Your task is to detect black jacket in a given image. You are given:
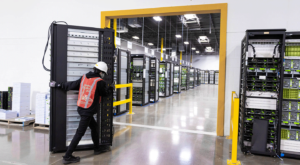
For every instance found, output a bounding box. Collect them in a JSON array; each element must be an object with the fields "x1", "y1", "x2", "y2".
[{"x1": 59, "y1": 71, "x2": 112, "y2": 116}]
